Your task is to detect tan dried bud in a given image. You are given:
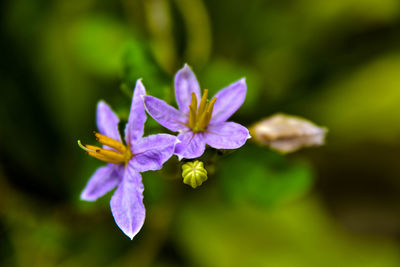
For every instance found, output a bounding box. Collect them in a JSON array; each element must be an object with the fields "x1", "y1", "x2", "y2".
[{"x1": 250, "y1": 113, "x2": 327, "y2": 153}]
